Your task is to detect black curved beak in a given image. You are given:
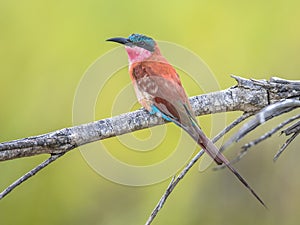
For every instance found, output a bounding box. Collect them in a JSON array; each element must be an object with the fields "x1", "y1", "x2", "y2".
[{"x1": 106, "y1": 37, "x2": 130, "y2": 45}]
